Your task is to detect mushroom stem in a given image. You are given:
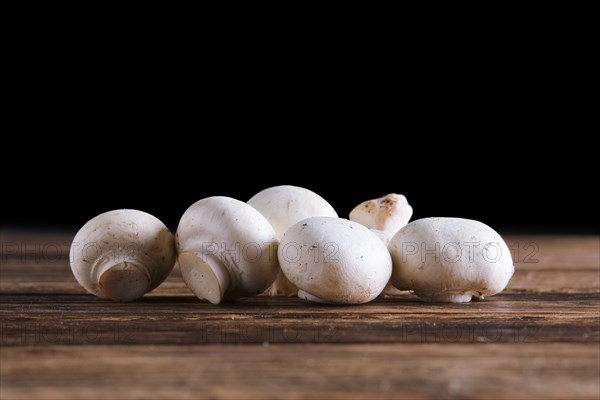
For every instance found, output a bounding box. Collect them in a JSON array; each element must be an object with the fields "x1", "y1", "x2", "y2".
[
  {"x1": 98, "y1": 262, "x2": 151, "y2": 302},
  {"x1": 90, "y1": 253, "x2": 154, "y2": 301},
  {"x1": 263, "y1": 271, "x2": 298, "y2": 297},
  {"x1": 178, "y1": 252, "x2": 231, "y2": 304}
]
